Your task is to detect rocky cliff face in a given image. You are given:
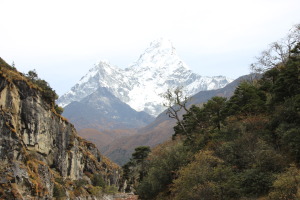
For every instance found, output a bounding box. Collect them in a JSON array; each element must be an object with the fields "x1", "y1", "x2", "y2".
[{"x1": 0, "y1": 59, "x2": 120, "y2": 199}]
